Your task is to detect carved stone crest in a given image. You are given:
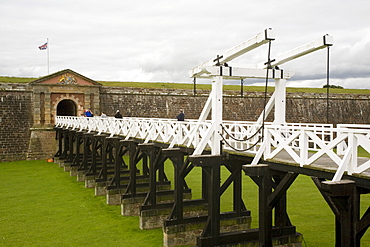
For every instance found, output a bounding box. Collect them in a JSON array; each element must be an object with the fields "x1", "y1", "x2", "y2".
[{"x1": 58, "y1": 73, "x2": 77, "y2": 84}]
